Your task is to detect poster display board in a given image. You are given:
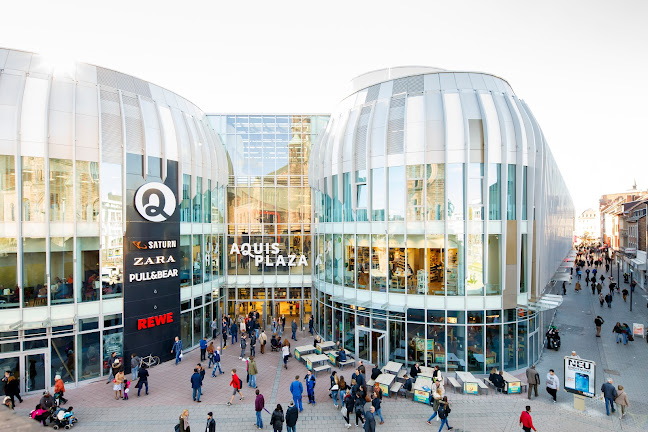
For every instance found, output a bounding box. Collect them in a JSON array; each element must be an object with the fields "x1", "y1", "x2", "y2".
[
  {"x1": 564, "y1": 356, "x2": 596, "y2": 397},
  {"x1": 464, "y1": 382, "x2": 478, "y2": 395}
]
